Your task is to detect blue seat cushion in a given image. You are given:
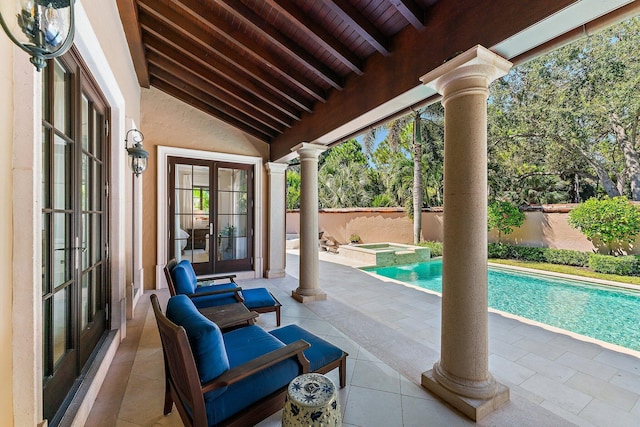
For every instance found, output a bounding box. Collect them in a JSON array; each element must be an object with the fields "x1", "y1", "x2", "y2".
[
  {"x1": 190, "y1": 283, "x2": 240, "y2": 309},
  {"x1": 170, "y1": 261, "x2": 197, "y2": 295},
  {"x1": 204, "y1": 325, "x2": 300, "y2": 425},
  {"x1": 269, "y1": 324, "x2": 344, "y2": 372},
  {"x1": 165, "y1": 295, "x2": 230, "y2": 387},
  {"x1": 241, "y1": 288, "x2": 277, "y2": 309}
]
